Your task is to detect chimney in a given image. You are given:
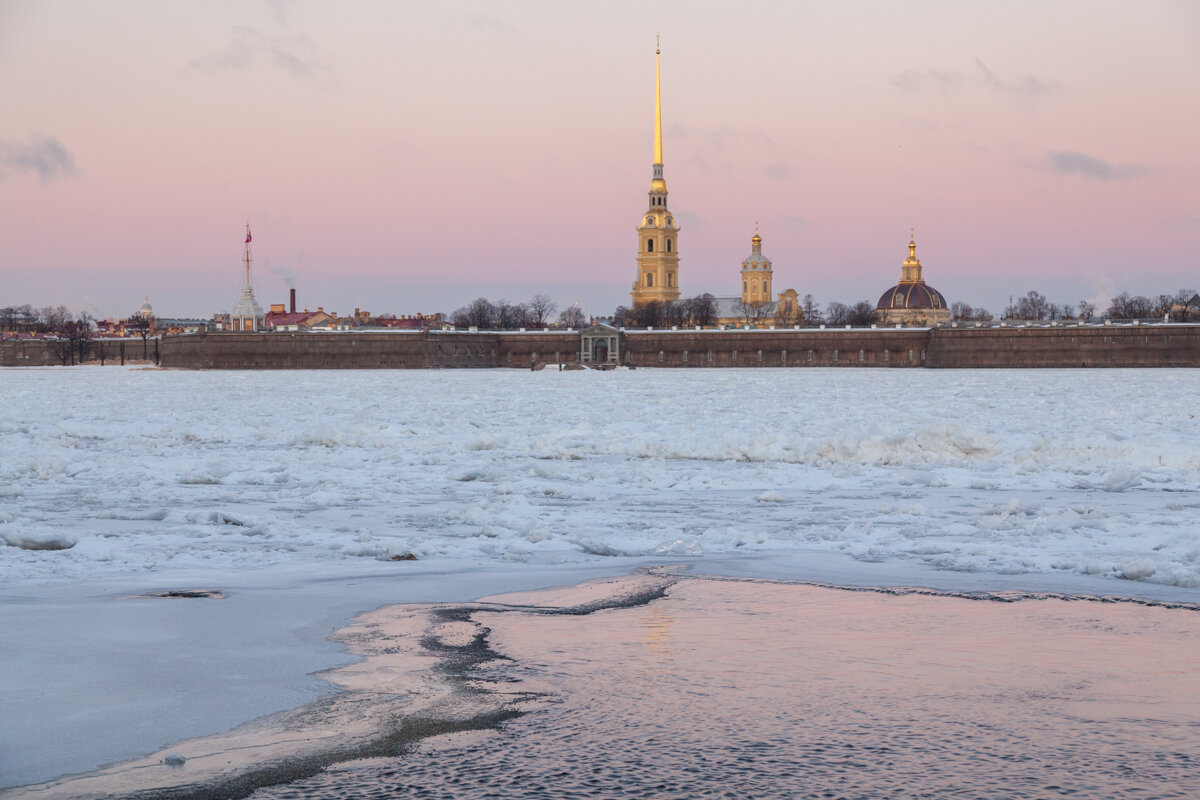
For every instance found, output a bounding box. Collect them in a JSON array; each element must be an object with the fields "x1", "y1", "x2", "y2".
[{"x1": 290, "y1": 288, "x2": 296, "y2": 314}]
